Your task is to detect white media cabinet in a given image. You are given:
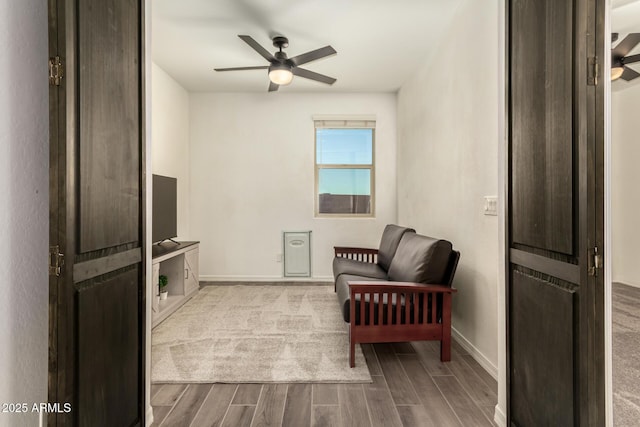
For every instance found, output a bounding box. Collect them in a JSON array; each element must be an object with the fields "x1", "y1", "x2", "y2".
[{"x1": 152, "y1": 241, "x2": 199, "y2": 328}]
